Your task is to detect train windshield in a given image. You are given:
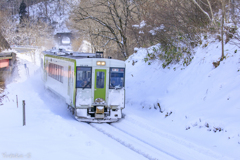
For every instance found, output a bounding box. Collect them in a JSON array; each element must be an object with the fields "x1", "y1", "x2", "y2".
[
  {"x1": 109, "y1": 68, "x2": 125, "y2": 89},
  {"x1": 76, "y1": 67, "x2": 92, "y2": 88}
]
